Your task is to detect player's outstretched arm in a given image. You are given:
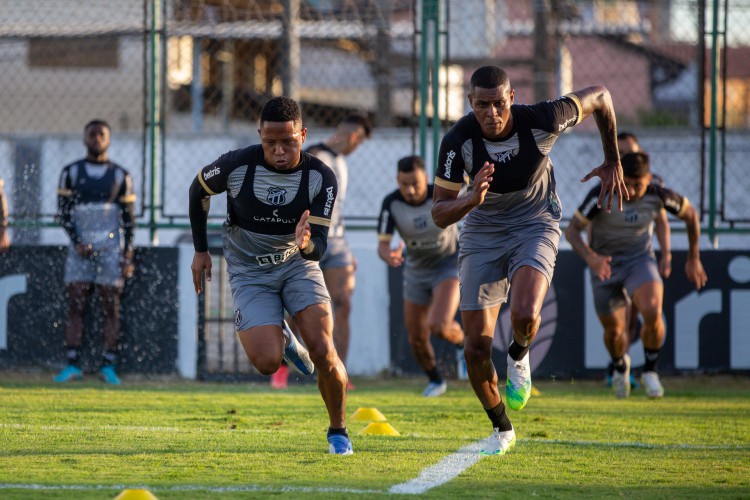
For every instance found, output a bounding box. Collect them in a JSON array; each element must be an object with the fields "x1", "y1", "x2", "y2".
[
  {"x1": 679, "y1": 203, "x2": 707, "y2": 289},
  {"x1": 432, "y1": 162, "x2": 493, "y2": 228},
  {"x1": 188, "y1": 175, "x2": 213, "y2": 294},
  {"x1": 574, "y1": 86, "x2": 628, "y2": 212}
]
